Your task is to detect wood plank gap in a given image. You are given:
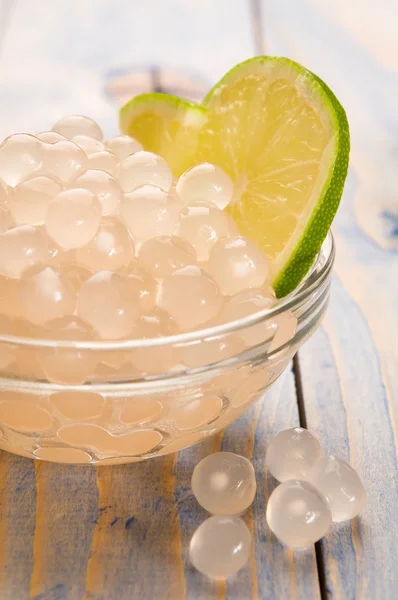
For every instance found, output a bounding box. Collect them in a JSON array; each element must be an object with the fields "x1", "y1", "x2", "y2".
[
  {"x1": 248, "y1": 0, "x2": 266, "y2": 55},
  {"x1": 292, "y1": 354, "x2": 307, "y2": 429},
  {"x1": 293, "y1": 353, "x2": 328, "y2": 600}
]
